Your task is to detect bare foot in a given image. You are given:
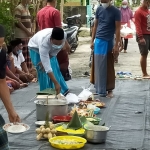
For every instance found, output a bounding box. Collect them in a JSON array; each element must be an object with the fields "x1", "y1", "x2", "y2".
[
  {"x1": 20, "y1": 83, "x2": 28, "y2": 88},
  {"x1": 106, "y1": 91, "x2": 113, "y2": 98},
  {"x1": 142, "y1": 75, "x2": 150, "y2": 79},
  {"x1": 32, "y1": 78, "x2": 38, "y2": 83}
]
